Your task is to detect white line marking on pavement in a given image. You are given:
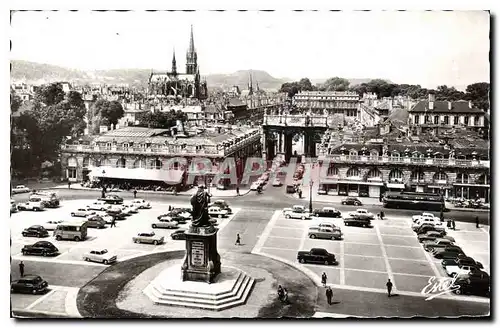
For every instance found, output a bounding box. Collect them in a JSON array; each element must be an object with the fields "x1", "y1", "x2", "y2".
[
  {"x1": 480, "y1": 227, "x2": 488, "y2": 234},
  {"x1": 272, "y1": 226, "x2": 303, "y2": 230},
  {"x1": 379, "y1": 233, "x2": 419, "y2": 238},
  {"x1": 65, "y1": 287, "x2": 81, "y2": 317},
  {"x1": 422, "y1": 245, "x2": 444, "y2": 278},
  {"x1": 267, "y1": 235, "x2": 303, "y2": 240},
  {"x1": 251, "y1": 210, "x2": 282, "y2": 254},
  {"x1": 344, "y1": 241, "x2": 421, "y2": 249},
  {"x1": 11, "y1": 256, "x2": 105, "y2": 267},
  {"x1": 260, "y1": 246, "x2": 297, "y2": 252},
  {"x1": 374, "y1": 225, "x2": 396, "y2": 289},
  {"x1": 306, "y1": 265, "x2": 432, "y2": 278},
  {"x1": 324, "y1": 283, "x2": 490, "y2": 304},
  {"x1": 339, "y1": 240, "x2": 345, "y2": 285},
  {"x1": 297, "y1": 222, "x2": 309, "y2": 252},
  {"x1": 313, "y1": 312, "x2": 366, "y2": 318},
  {"x1": 25, "y1": 289, "x2": 57, "y2": 310},
  {"x1": 11, "y1": 309, "x2": 70, "y2": 317}
]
